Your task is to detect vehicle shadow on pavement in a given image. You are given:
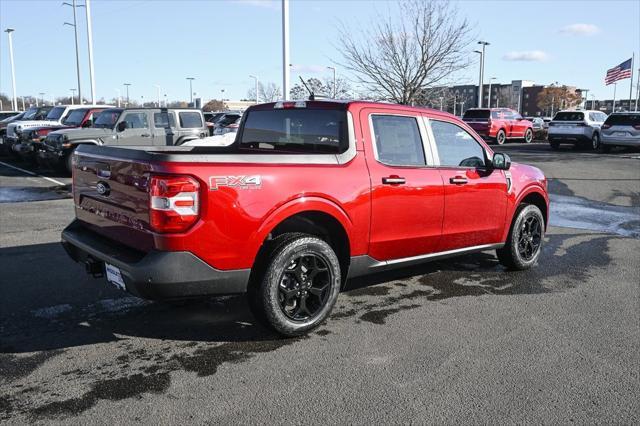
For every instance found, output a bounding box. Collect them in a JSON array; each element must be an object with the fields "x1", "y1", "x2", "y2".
[{"x1": 0, "y1": 230, "x2": 616, "y2": 354}]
